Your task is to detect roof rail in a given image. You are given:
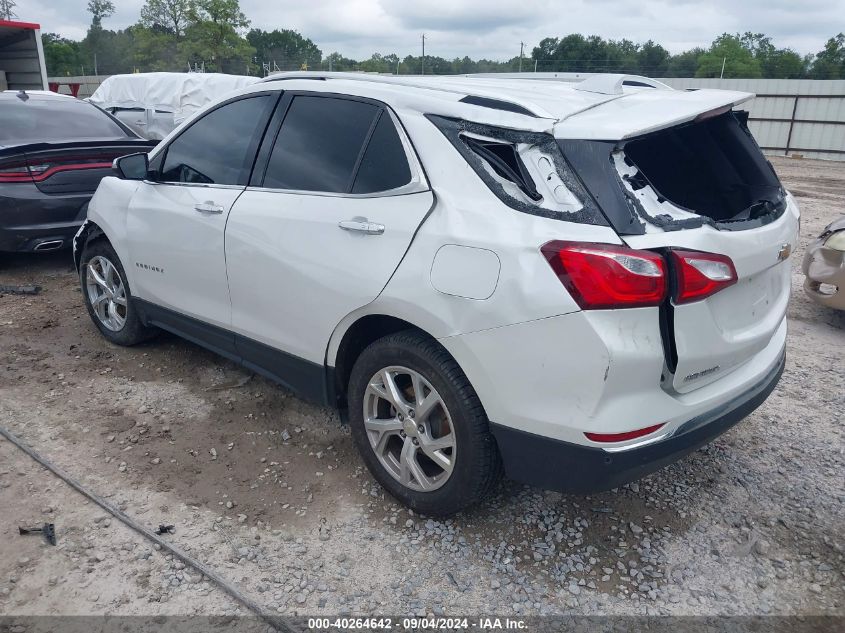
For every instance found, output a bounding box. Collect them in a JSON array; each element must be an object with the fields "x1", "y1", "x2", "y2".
[
  {"x1": 461, "y1": 72, "x2": 672, "y2": 94},
  {"x1": 260, "y1": 71, "x2": 392, "y2": 83},
  {"x1": 574, "y1": 74, "x2": 671, "y2": 95}
]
